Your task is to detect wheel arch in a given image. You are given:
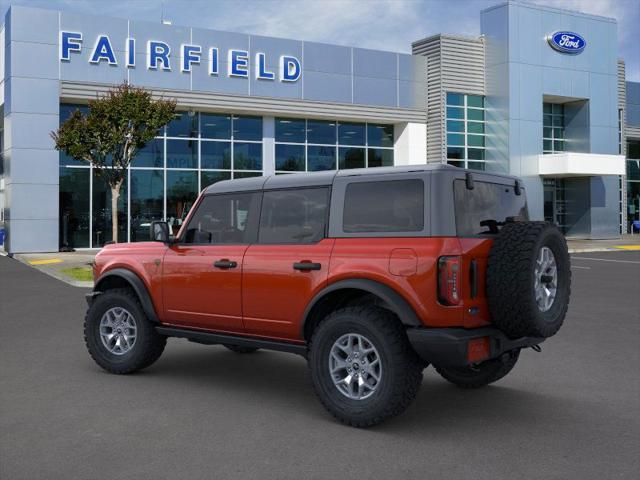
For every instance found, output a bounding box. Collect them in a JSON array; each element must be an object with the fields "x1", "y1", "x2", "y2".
[
  {"x1": 94, "y1": 268, "x2": 159, "y2": 323},
  {"x1": 301, "y1": 279, "x2": 421, "y2": 341}
]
